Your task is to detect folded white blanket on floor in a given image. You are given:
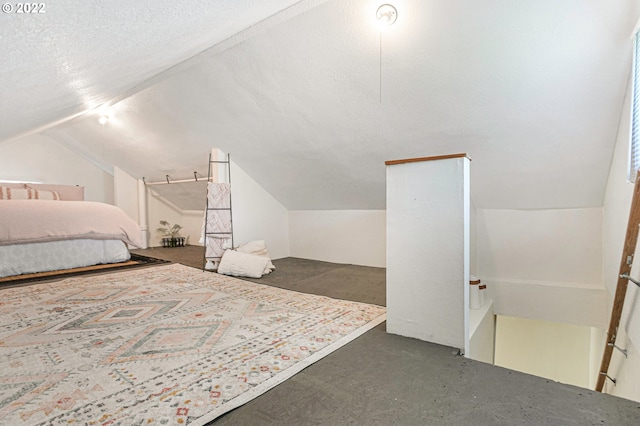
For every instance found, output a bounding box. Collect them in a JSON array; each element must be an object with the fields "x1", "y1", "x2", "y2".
[
  {"x1": 217, "y1": 249, "x2": 269, "y2": 279},
  {"x1": 236, "y1": 240, "x2": 275, "y2": 275}
]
